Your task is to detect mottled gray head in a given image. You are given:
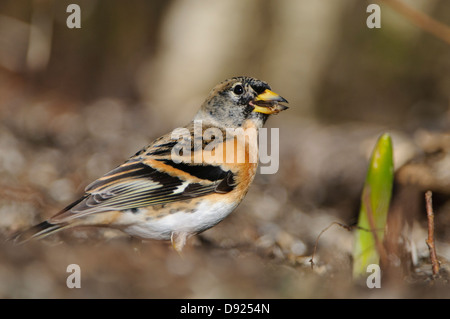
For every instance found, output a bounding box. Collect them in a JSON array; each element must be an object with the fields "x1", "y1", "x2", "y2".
[{"x1": 195, "y1": 76, "x2": 288, "y2": 129}]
